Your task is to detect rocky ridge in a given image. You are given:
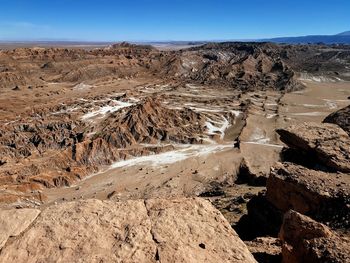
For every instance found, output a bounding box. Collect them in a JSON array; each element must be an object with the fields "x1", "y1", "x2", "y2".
[
  {"x1": 233, "y1": 115, "x2": 350, "y2": 262},
  {"x1": 0, "y1": 42, "x2": 306, "y2": 91}
]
